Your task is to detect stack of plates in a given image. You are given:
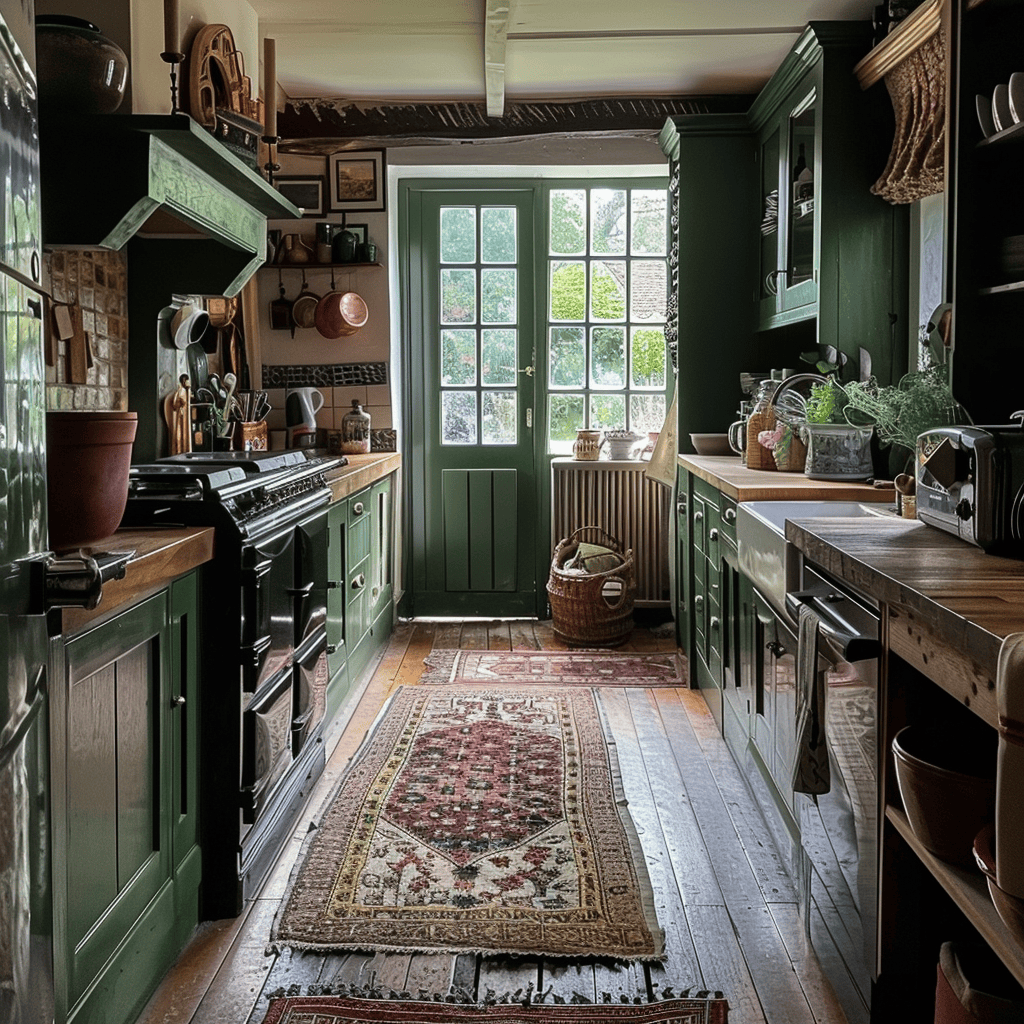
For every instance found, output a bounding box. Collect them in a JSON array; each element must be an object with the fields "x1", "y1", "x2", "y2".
[
  {"x1": 760, "y1": 189, "x2": 778, "y2": 235},
  {"x1": 977, "y1": 72, "x2": 1024, "y2": 138}
]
